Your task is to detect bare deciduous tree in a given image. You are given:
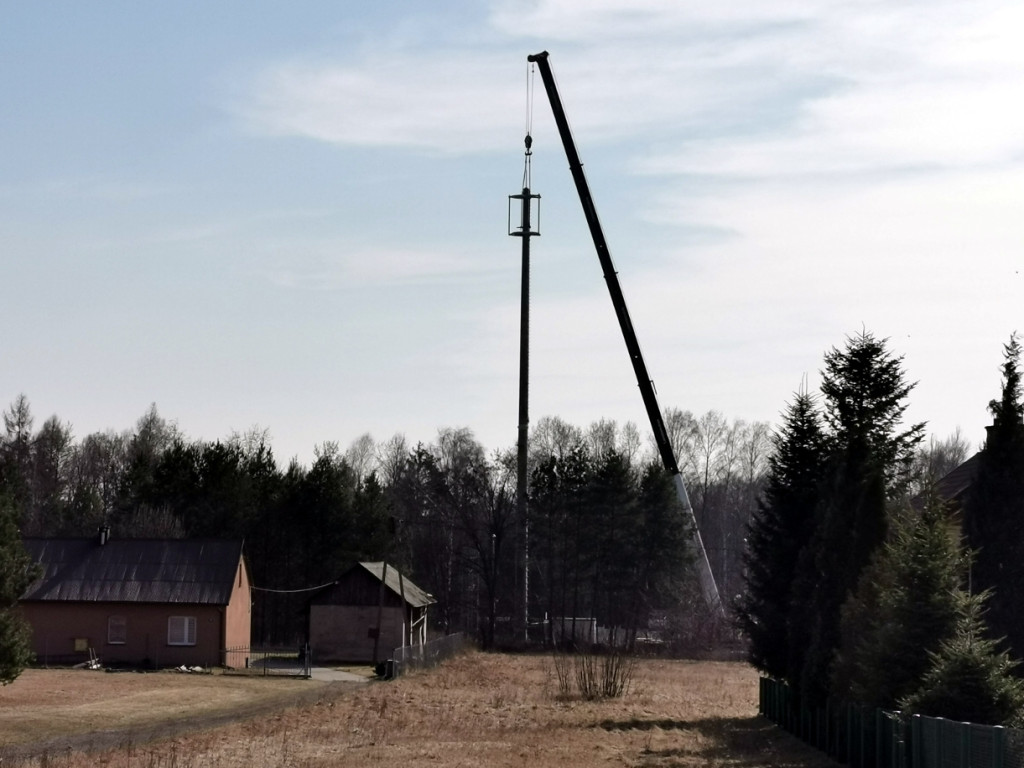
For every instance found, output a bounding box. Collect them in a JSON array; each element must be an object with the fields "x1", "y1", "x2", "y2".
[
  {"x1": 909, "y1": 428, "x2": 972, "y2": 497},
  {"x1": 344, "y1": 433, "x2": 377, "y2": 484},
  {"x1": 375, "y1": 432, "x2": 409, "y2": 487},
  {"x1": 585, "y1": 418, "x2": 618, "y2": 463},
  {"x1": 530, "y1": 416, "x2": 584, "y2": 462}
]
